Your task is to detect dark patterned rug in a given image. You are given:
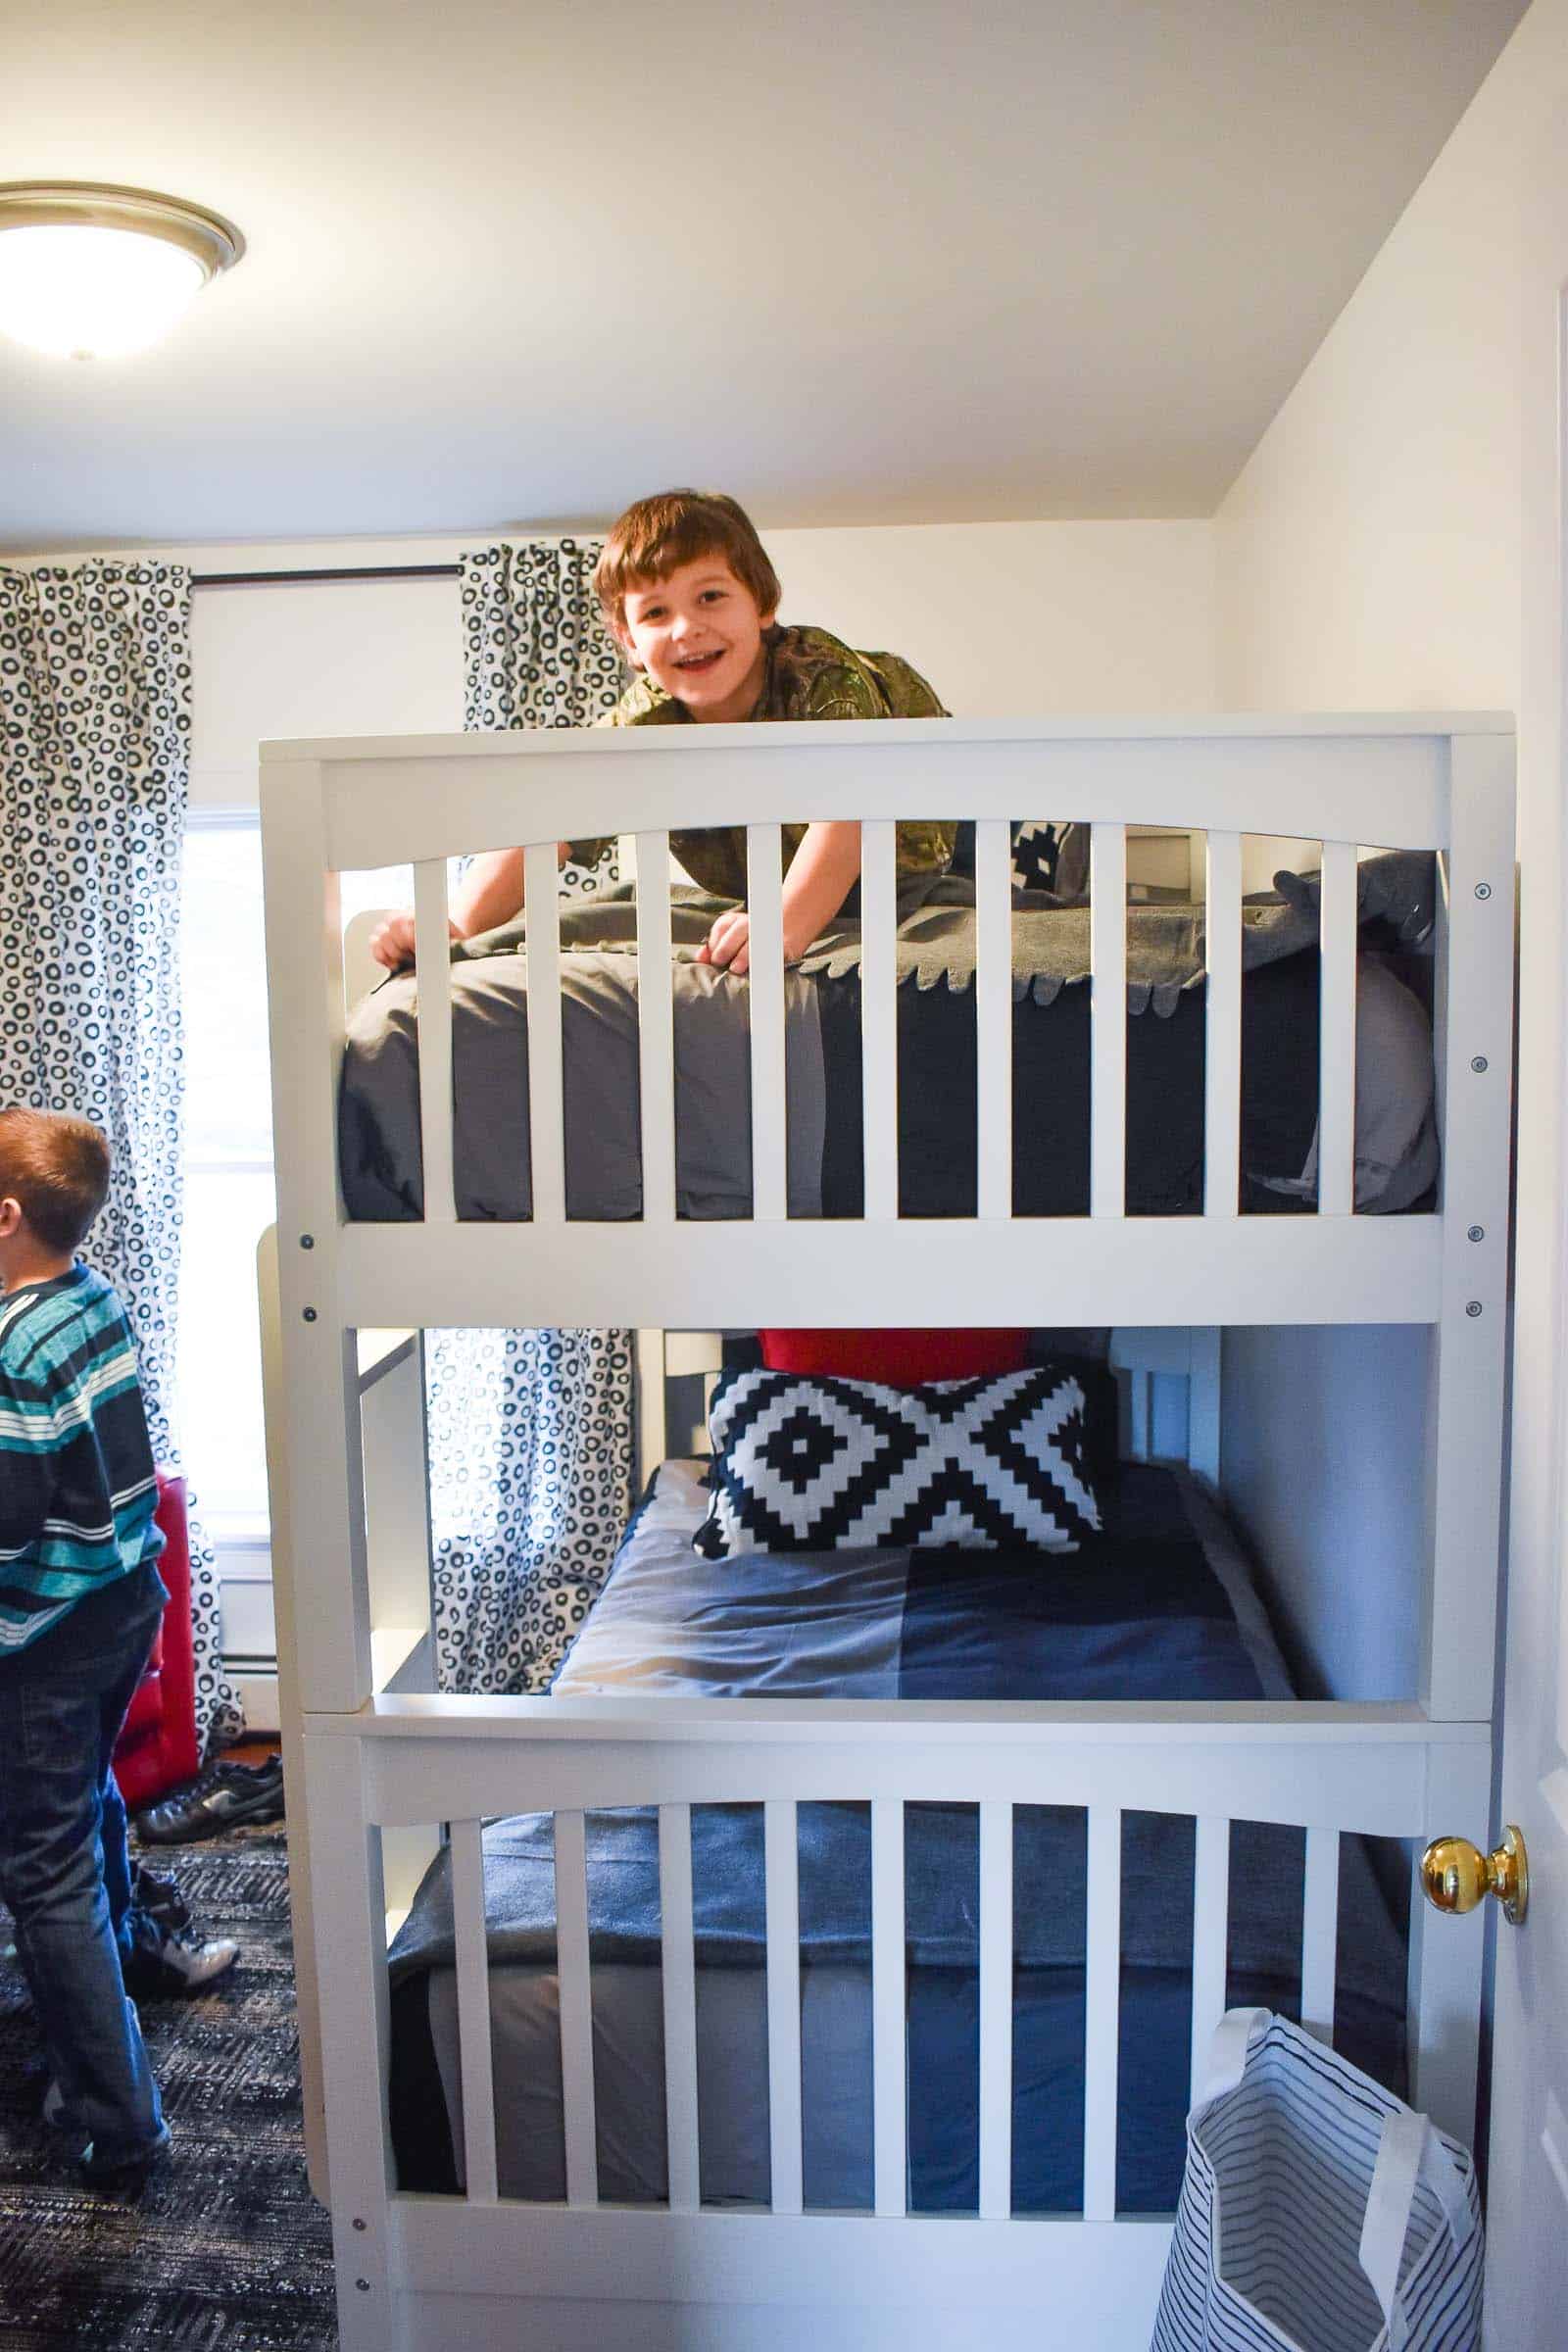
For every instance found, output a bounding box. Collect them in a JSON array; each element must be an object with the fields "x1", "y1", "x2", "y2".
[{"x1": 0, "y1": 1828, "x2": 337, "y2": 2348}]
